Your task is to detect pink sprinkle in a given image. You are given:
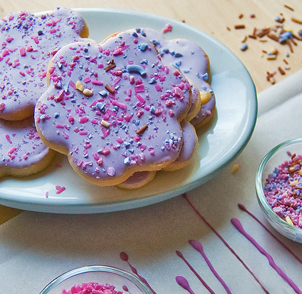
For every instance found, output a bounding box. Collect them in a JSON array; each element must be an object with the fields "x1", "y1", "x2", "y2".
[
  {"x1": 134, "y1": 84, "x2": 145, "y2": 93},
  {"x1": 97, "y1": 158, "x2": 103, "y2": 166},
  {"x1": 111, "y1": 100, "x2": 127, "y2": 110},
  {"x1": 101, "y1": 147, "x2": 110, "y2": 156},
  {"x1": 8, "y1": 147, "x2": 16, "y2": 154},
  {"x1": 92, "y1": 152, "x2": 99, "y2": 161},
  {"x1": 19, "y1": 71, "x2": 25, "y2": 76},
  {"x1": 54, "y1": 90, "x2": 64, "y2": 103},
  {"x1": 31, "y1": 36, "x2": 39, "y2": 44},
  {"x1": 5, "y1": 134, "x2": 12, "y2": 144},
  {"x1": 80, "y1": 116, "x2": 89, "y2": 123},
  {"x1": 116, "y1": 137, "x2": 123, "y2": 144},
  {"x1": 20, "y1": 47, "x2": 26, "y2": 57},
  {"x1": 49, "y1": 28, "x2": 57, "y2": 34},
  {"x1": 155, "y1": 84, "x2": 163, "y2": 92},
  {"x1": 79, "y1": 131, "x2": 88, "y2": 135},
  {"x1": 91, "y1": 80, "x2": 103, "y2": 86},
  {"x1": 136, "y1": 94, "x2": 146, "y2": 104},
  {"x1": 124, "y1": 114, "x2": 133, "y2": 122},
  {"x1": 69, "y1": 80, "x2": 76, "y2": 89},
  {"x1": 0, "y1": 103, "x2": 5, "y2": 112},
  {"x1": 113, "y1": 47, "x2": 123, "y2": 56},
  {"x1": 63, "y1": 132, "x2": 69, "y2": 139},
  {"x1": 162, "y1": 23, "x2": 173, "y2": 33},
  {"x1": 68, "y1": 114, "x2": 75, "y2": 124},
  {"x1": 45, "y1": 191, "x2": 49, "y2": 198},
  {"x1": 6, "y1": 36, "x2": 13, "y2": 42},
  {"x1": 83, "y1": 77, "x2": 91, "y2": 83},
  {"x1": 2, "y1": 49, "x2": 9, "y2": 57},
  {"x1": 56, "y1": 124, "x2": 64, "y2": 129},
  {"x1": 55, "y1": 186, "x2": 66, "y2": 194}
]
